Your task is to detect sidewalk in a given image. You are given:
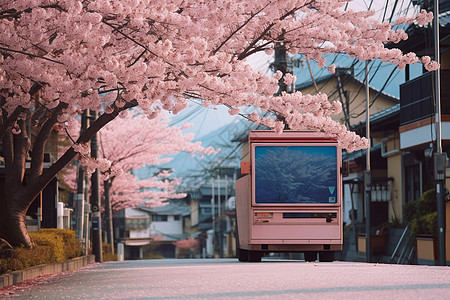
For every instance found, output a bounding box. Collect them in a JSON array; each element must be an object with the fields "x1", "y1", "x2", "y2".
[{"x1": 0, "y1": 255, "x2": 95, "y2": 289}]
